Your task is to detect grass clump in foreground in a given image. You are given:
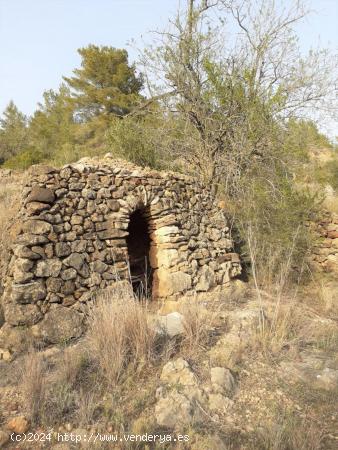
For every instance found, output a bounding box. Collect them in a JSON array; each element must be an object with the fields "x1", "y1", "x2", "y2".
[
  {"x1": 86, "y1": 287, "x2": 159, "y2": 386},
  {"x1": 19, "y1": 285, "x2": 166, "y2": 430}
]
